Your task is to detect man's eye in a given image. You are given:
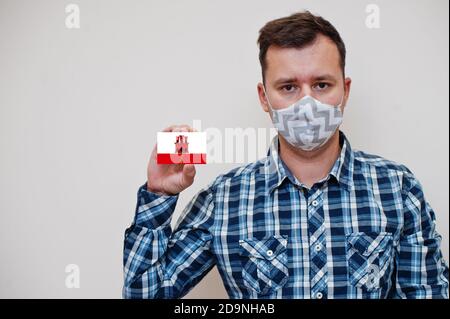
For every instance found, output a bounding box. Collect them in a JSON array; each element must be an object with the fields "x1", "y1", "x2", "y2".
[
  {"x1": 281, "y1": 85, "x2": 296, "y2": 92},
  {"x1": 314, "y1": 82, "x2": 329, "y2": 90}
]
